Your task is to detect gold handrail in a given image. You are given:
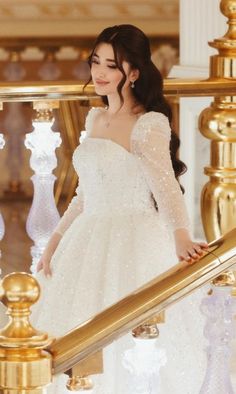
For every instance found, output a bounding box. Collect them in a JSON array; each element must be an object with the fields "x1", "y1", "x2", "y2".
[
  {"x1": 1, "y1": 228, "x2": 236, "y2": 392},
  {"x1": 48, "y1": 227, "x2": 236, "y2": 374},
  {"x1": 0, "y1": 78, "x2": 235, "y2": 102}
]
